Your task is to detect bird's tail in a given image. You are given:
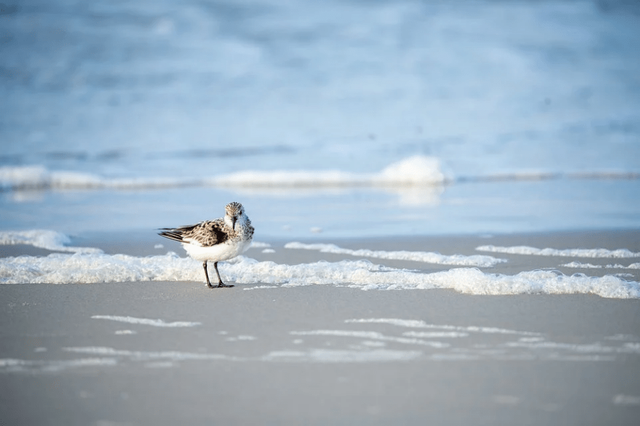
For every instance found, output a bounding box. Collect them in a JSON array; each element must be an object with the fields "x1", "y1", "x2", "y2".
[{"x1": 158, "y1": 228, "x2": 185, "y2": 243}]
